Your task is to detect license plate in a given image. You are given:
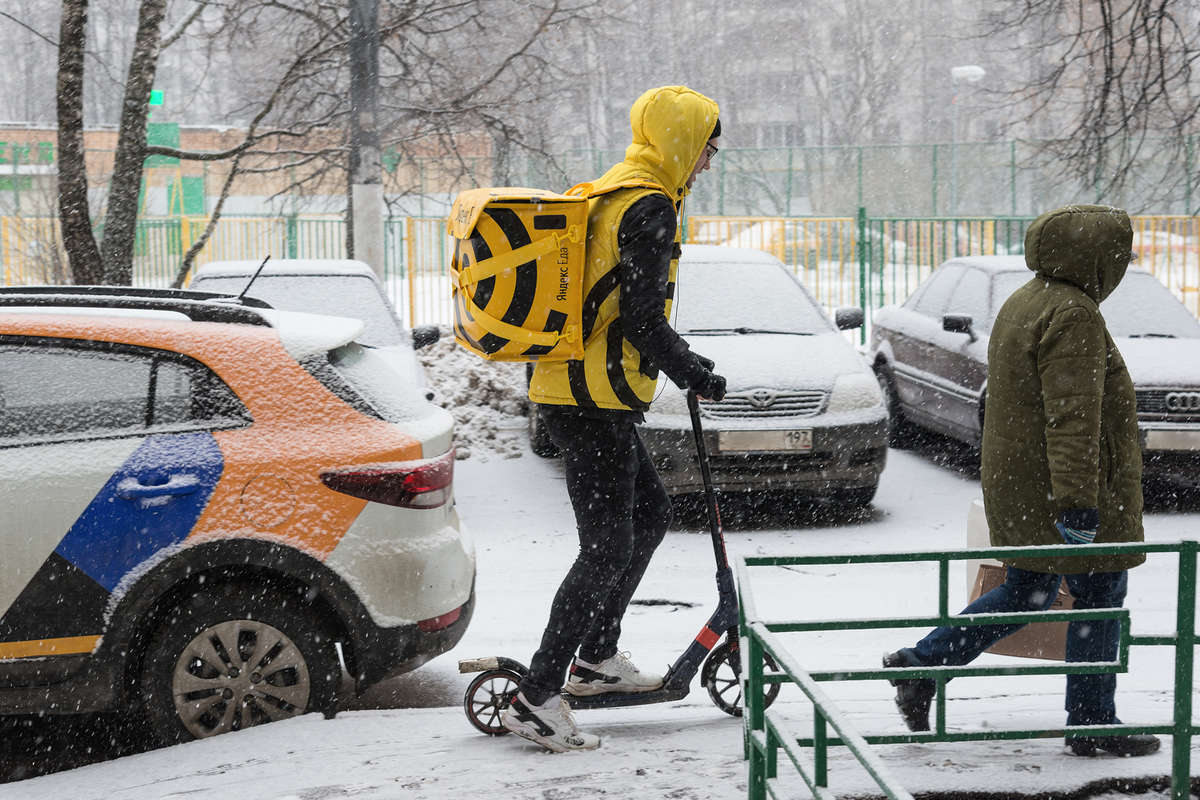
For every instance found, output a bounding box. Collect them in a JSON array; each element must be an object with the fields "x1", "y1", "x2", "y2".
[
  {"x1": 717, "y1": 429, "x2": 813, "y2": 452},
  {"x1": 1145, "y1": 429, "x2": 1200, "y2": 451}
]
